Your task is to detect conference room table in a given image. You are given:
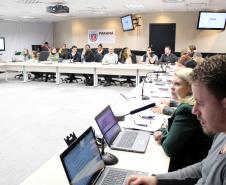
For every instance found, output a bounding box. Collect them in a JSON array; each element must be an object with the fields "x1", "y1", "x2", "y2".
[
  {"x1": 2, "y1": 61, "x2": 160, "y2": 86},
  {"x1": 19, "y1": 80, "x2": 172, "y2": 185},
  {"x1": 0, "y1": 63, "x2": 6, "y2": 72},
  {"x1": 19, "y1": 120, "x2": 170, "y2": 185}
]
